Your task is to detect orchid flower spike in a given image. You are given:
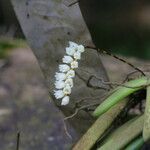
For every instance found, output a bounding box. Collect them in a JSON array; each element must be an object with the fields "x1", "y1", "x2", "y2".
[{"x1": 54, "y1": 41, "x2": 85, "y2": 105}]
